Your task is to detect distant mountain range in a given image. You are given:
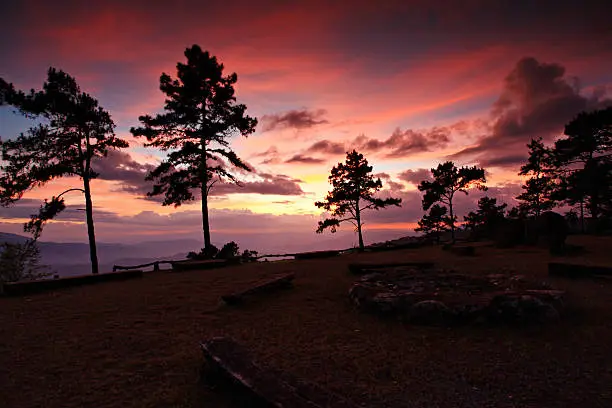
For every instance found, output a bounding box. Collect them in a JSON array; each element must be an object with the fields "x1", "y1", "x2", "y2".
[
  {"x1": 0, "y1": 228, "x2": 416, "y2": 277},
  {"x1": 0, "y1": 232, "x2": 198, "y2": 276}
]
